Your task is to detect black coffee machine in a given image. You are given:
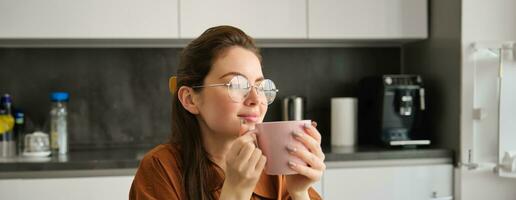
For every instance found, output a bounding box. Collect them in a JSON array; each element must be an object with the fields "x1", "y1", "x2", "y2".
[{"x1": 358, "y1": 75, "x2": 430, "y2": 147}]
